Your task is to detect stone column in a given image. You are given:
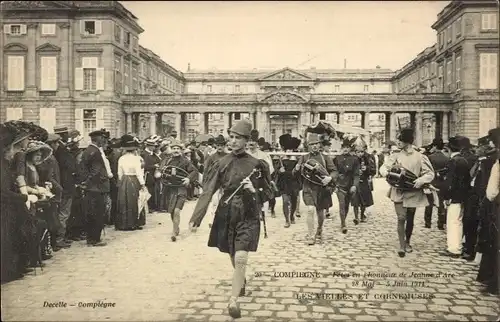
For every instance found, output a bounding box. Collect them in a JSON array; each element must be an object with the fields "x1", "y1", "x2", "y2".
[
  {"x1": 384, "y1": 112, "x2": 391, "y2": 143},
  {"x1": 256, "y1": 109, "x2": 263, "y2": 135},
  {"x1": 126, "y1": 112, "x2": 132, "y2": 134},
  {"x1": 338, "y1": 112, "x2": 345, "y2": 125},
  {"x1": 223, "y1": 112, "x2": 230, "y2": 133},
  {"x1": 415, "y1": 112, "x2": 423, "y2": 147},
  {"x1": 363, "y1": 112, "x2": 371, "y2": 146},
  {"x1": 310, "y1": 112, "x2": 316, "y2": 124},
  {"x1": 149, "y1": 112, "x2": 157, "y2": 136},
  {"x1": 175, "y1": 112, "x2": 182, "y2": 138},
  {"x1": 199, "y1": 112, "x2": 206, "y2": 134},
  {"x1": 303, "y1": 111, "x2": 311, "y2": 133},
  {"x1": 442, "y1": 111, "x2": 449, "y2": 141},
  {"x1": 390, "y1": 112, "x2": 398, "y2": 141}
]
